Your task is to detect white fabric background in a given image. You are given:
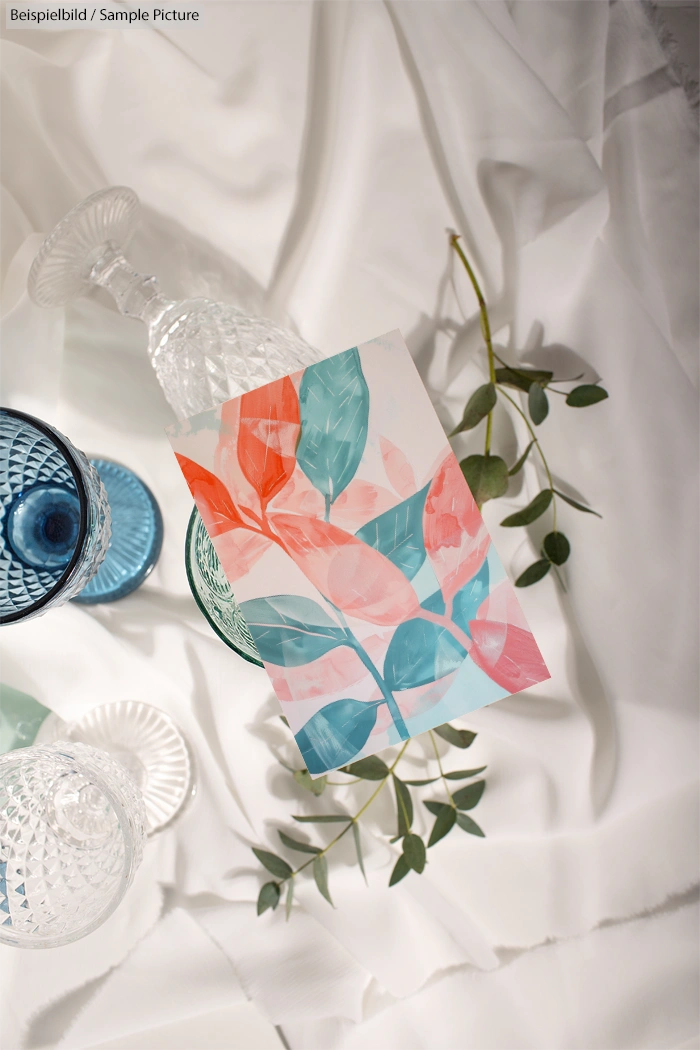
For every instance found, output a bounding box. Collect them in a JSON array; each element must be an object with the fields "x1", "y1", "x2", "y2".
[{"x1": 0, "y1": 2, "x2": 698, "y2": 1048}]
